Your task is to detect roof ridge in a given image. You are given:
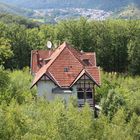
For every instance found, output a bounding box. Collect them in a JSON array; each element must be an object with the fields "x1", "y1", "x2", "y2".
[{"x1": 67, "y1": 46, "x2": 85, "y2": 67}]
